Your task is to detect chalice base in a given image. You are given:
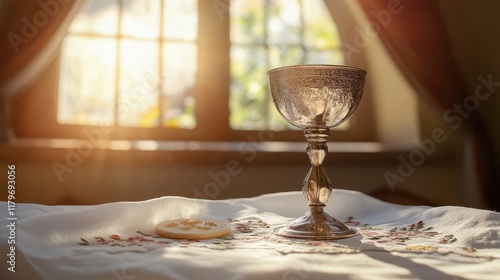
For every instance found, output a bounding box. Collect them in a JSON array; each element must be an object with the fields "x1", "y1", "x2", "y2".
[{"x1": 275, "y1": 206, "x2": 358, "y2": 240}]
